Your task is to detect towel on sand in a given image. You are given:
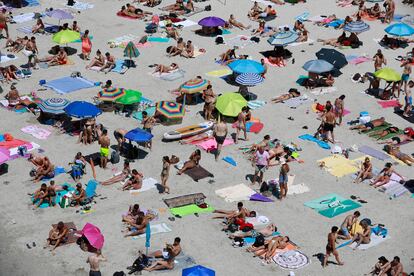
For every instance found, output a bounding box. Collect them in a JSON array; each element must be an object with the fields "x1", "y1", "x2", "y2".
[
  {"x1": 349, "y1": 233, "x2": 389, "y2": 250},
  {"x1": 195, "y1": 138, "x2": 234, "y2": 151},
  {"x1": 132, "y1": 223, "x2": 172, "y2": 239},
  {"x1": 246, "y1": 215, "x2": 270, "y2": 228},
  {"x1": 184, "y1": 166, "x2": 214, "y2": 181},
  {"x1": 248, "y1": 100, "x2": 266, "y2": 110},
  {"x1": 108, "y1": 34, "x2": 139, "y2": 47},
  {"x1": 0, "y1": 55, "x2": 18, "y2": 64},
  {"x1": 382, "y1": 173, "x2": 408, "y2": 198},
  {"x1": 317, "y1": 155, "x2": 362, "y2": 178},
  {"x1": 66, "y1": 1, "x2": 94, "y2": 10},
  {"x1": 226, "y1": 35, "x2": 257, "y2": 49},
  {"x1": 12, "y1": 13, "x2": 35, "y2": 23},
  {"x1": 129, "y1": 177, "x2": 159, "y2": 194},
  {"x1": 17, "y1": 23, "x2": 58, "y2": 34},
  {"x1": 215, "y1": 183, "x2": 256, "y2": 202},
  {"x1": 288, "y1": 39, "x2": 315, "y2": 47},
  {"x1": 170, "y1": 203, "x2": 214, "y2": 216},
  {"x1": 283, "y1": 94, "x2": 312, "y2": 108},
  {"x1": 43, "y1": 77, "x2": 95, "y2": 94},
  {"x1": 298, "y1": 134, "x2": 330, "y2": 149},
  {"x1": 273, "y1": 250, "x2": 310, "y2": 270},
  {"x1": 358, "y1": 145, "x2": 390, "y2": 161},
  {"x1": 150, "y1": 69, "x2": 185, "y2": 81},
  {"x1": 377, "y1": 100, "x2": 401, "y2": 108},
  {"x1": 205, "y1": 69, "x2": 232, "y2": 78},
  {"x1": 304, "y1": 194, "x2": 361, "y2": 218},
  {"x1": 310, "y1": 86, "x2": 337, "y2": 95},
  {"x1": 21, "y1": 125, "x2": 51, "y2": 140}
]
